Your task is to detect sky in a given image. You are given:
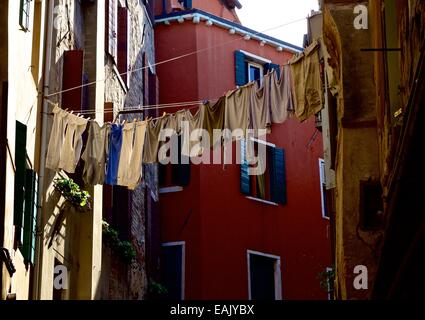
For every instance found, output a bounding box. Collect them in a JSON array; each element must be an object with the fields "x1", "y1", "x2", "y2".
[{"x1": 236, "y1": 0, "x2": 320, "y2": 48}]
